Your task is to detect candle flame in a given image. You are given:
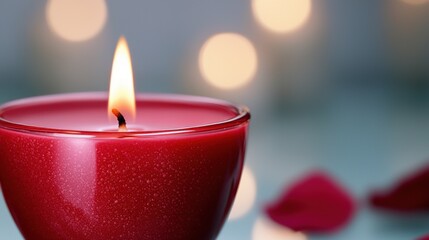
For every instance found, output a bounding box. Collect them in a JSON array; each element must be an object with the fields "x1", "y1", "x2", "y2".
[{"x1": 108, "y1": 36, "x2": 136, "y2": 122}]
